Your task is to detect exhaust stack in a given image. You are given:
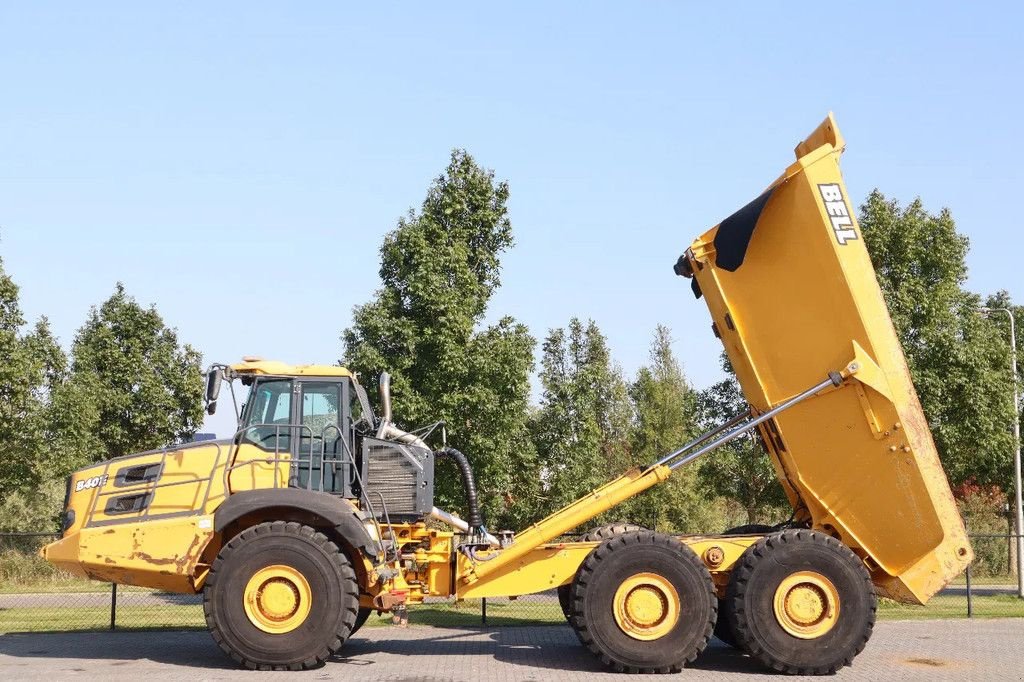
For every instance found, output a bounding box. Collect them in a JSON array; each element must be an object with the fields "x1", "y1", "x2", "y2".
[{"x1": 376, "y1": 372, "x2": 393, "y2": 435}]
